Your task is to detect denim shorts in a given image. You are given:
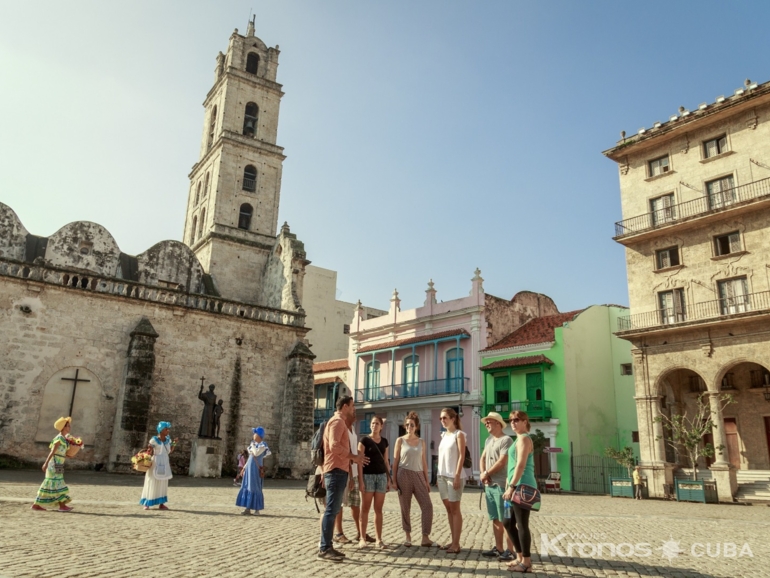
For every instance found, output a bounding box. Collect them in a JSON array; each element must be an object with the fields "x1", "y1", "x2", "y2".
[{"x1": 363, "y1": 473, "x2": 388, "y2": 494}]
